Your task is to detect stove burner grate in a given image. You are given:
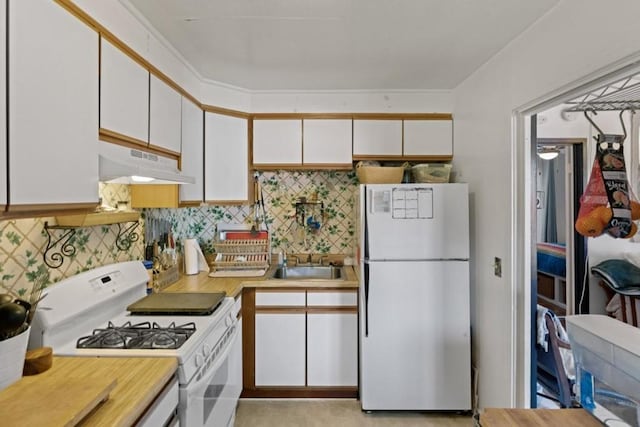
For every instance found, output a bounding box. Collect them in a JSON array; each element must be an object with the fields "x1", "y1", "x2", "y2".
[{"x1": 76, "y1": 321, "x2": 196, "y2": 349}]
